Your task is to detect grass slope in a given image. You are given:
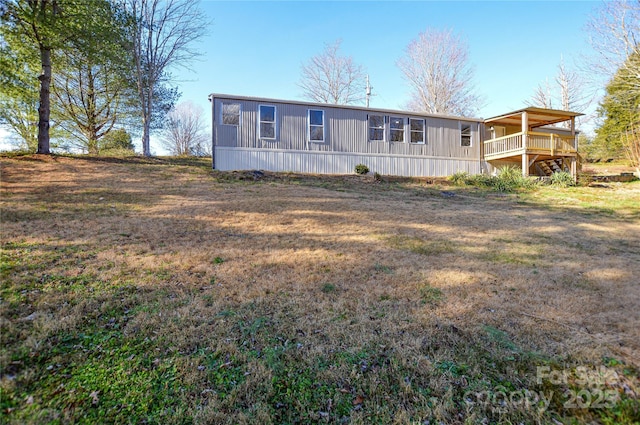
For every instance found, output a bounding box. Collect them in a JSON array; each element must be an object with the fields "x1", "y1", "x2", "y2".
[{"x1": 1, "y1": 155, "x2": 639, "y2": 424}]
